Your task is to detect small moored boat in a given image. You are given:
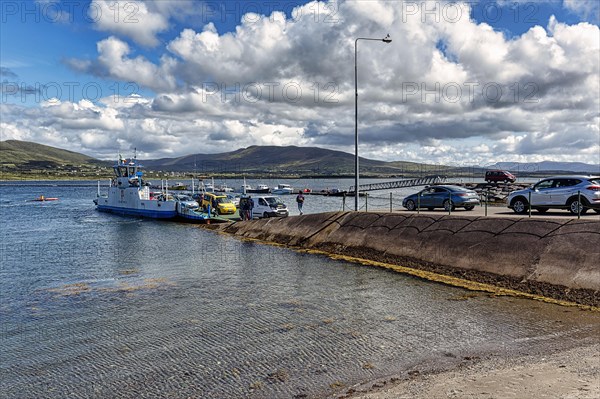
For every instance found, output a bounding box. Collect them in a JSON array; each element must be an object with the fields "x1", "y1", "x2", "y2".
[
  {"x1": 272, "y1": 184, "x2": 293, "y2": 195},
  {"x1": 247, "y1": 184, "x2": 270, "y2": 194},
  {"x1": 215, "y1": 184, "x2": 234, "y2": 193}
]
